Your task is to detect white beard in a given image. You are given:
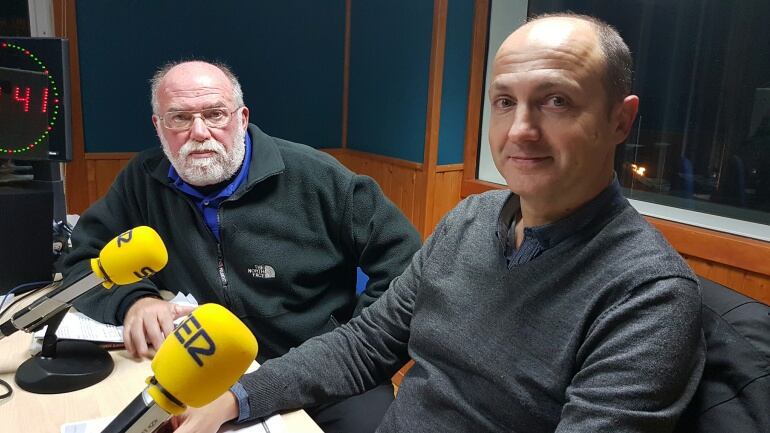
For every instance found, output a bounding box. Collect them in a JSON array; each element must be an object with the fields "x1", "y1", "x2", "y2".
[{"x1": 160, "y1": 123, "x2": 247, "y2": 187}]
